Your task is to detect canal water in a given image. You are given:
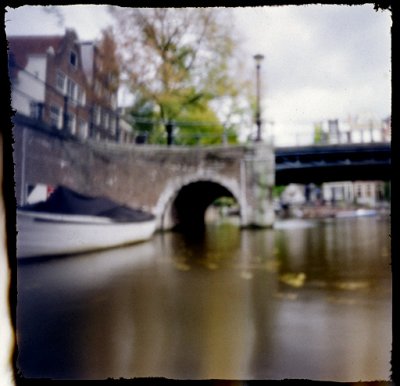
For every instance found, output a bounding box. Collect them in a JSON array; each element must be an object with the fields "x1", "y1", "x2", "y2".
[{"x1": 16, "y1": 215, "x2": 392, "y2": 381}]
